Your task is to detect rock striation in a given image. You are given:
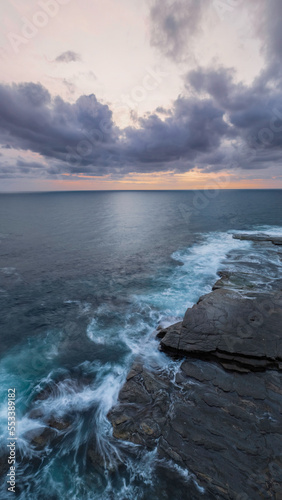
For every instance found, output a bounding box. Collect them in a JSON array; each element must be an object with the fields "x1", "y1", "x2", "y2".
[
  {"x1": 160, "y1": 288, "x2": 282, "y2": 373},
  {"x1": 108, "y1": 238, "x2": 282, "y2": 499}
]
